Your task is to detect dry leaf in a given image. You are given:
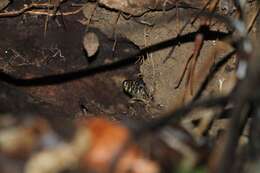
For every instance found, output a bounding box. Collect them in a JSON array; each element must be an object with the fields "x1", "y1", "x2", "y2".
[
  {"x1": 0, "y1": 117, "x2": 49, "y2": 158},
  {"x1": 97, "y1": 0, "x2": 204, "y2": 16},
  {"x1": 0, "y1": 0, "x2": 9, "y2": 11},
  {"x1": 79, "y1": 117, "x2": 159, "y2": 173},
  {"x1": 25, "y1": 120, "x2": 90, "y2": 173}
]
